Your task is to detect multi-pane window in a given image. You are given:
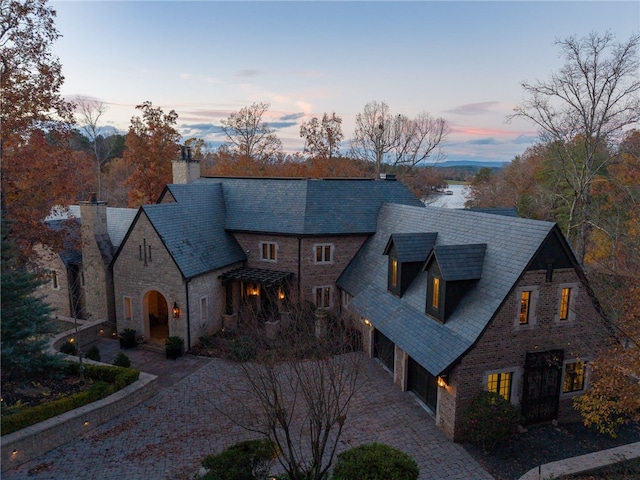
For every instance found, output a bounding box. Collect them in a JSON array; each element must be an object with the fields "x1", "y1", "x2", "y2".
[
  {"x1": 432, "y1": 277, "x2": 440, "y2": 309},
  {"x1": 260, "y1": 242, "x2": 277, "y2": 261},
  {"x1": 314, "y1": 286, "x2": 332, "y2": 309},
  {"x1": 124, "y1": 296, "x2": 132, "y2": 321},
  {"x1": 391, "y1": 259, "x2": 398, "y2": 288},
  {"x1": 315, "y1": 244, "x2": 332, "y2": 263},
  {"x1": 563, "y1": 361, "x2": 586, "y2": 393},
  {"x1": 520, "y1": 291, "x2": 531, "y2": 324},
  {"x1": 487, "y1": 372, "x2": 512, "y2": 401},
  {"x1": 559, "y1": 287, "x2": 572, "y2": 321}
]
